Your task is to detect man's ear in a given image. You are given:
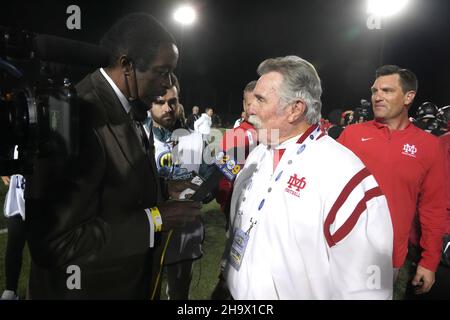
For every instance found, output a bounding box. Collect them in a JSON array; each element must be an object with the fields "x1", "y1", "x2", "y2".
[
  {"x1": 288, "y1": 100, "x2": 306, "y2": 123},
  {"x1": 119, "y1": 55, "x2": 139, "y2": 100},
  {"x1": 404, "y1": 91, "x2": 416, "y2": 105},
  {"x1": 119, "y1": 55, "x2": 134, "y2": 75}
]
